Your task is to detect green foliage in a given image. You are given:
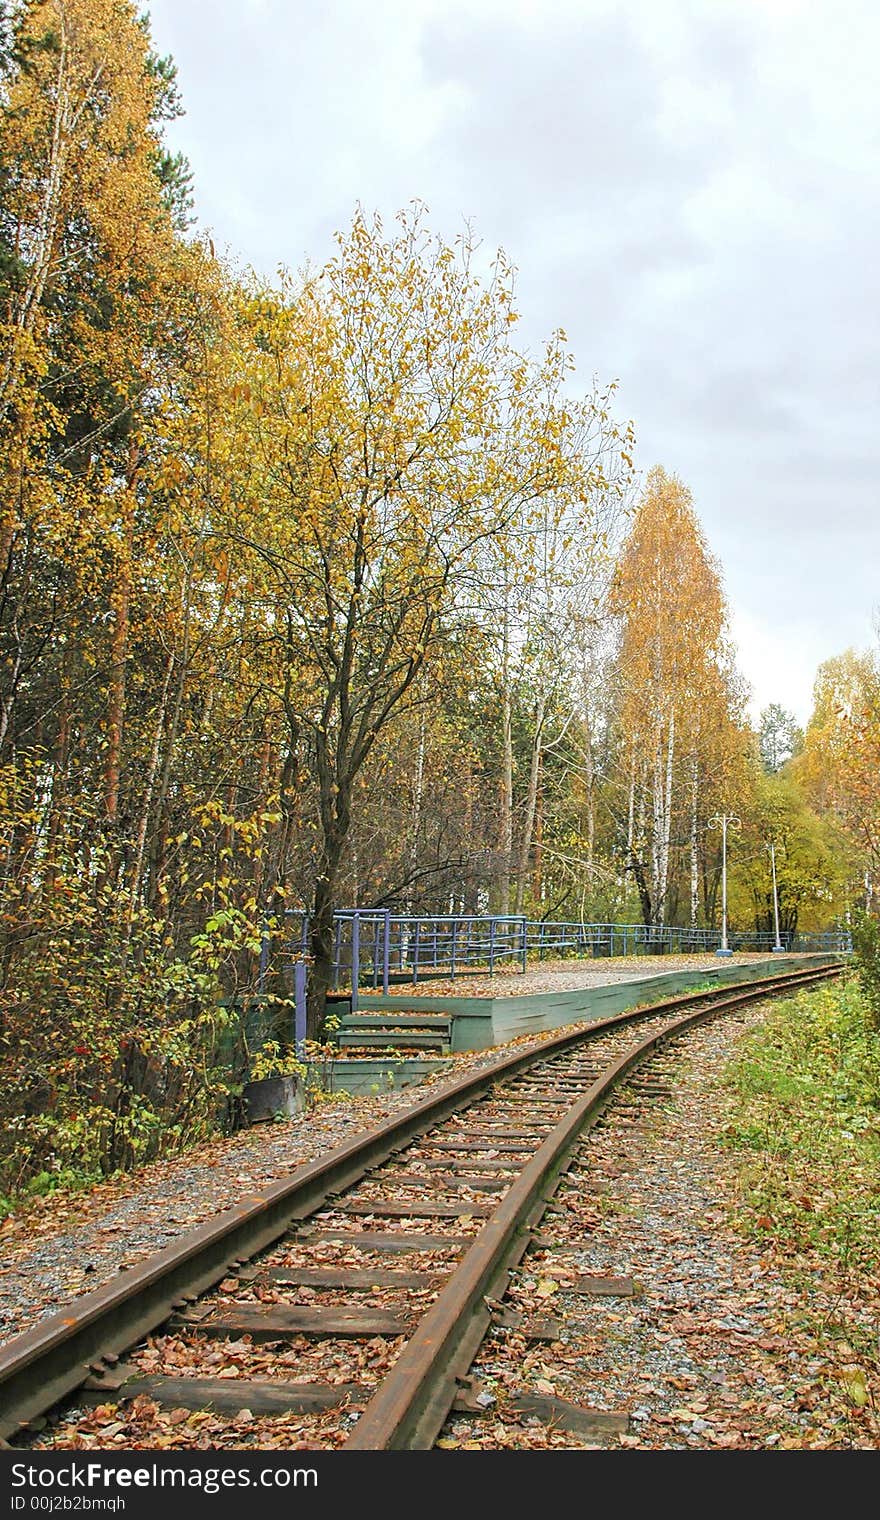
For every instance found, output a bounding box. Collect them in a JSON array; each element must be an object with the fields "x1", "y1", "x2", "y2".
[
  {"x1": 0, "y1": 837, "x2": 266, "y2": 1199},
  {"x1": 850, "y1": 909, "x2": 880, "y2": 1028},
  {"x1": 0, "y1": 1165, "x2": 95, "y2": 1222},
  {"x1": 722, "y1": 978, "x2": 880, "y2": 1266},
  {"x1": 728, "y1": 766, "x2": 851, "y2": 938},
  {"x1": 247, "y1": 1039, "x2": 305, "y2": 1084}
]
